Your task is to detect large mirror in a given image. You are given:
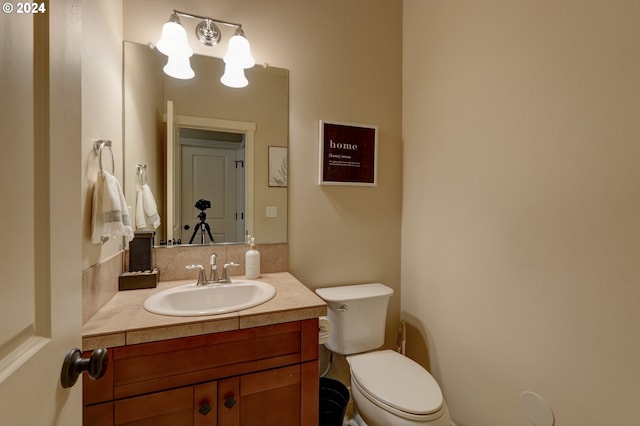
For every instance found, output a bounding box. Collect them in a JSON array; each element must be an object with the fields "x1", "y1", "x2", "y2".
[{"x1": 123, "y1": 41, "x2": 288, "y2": 246}]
